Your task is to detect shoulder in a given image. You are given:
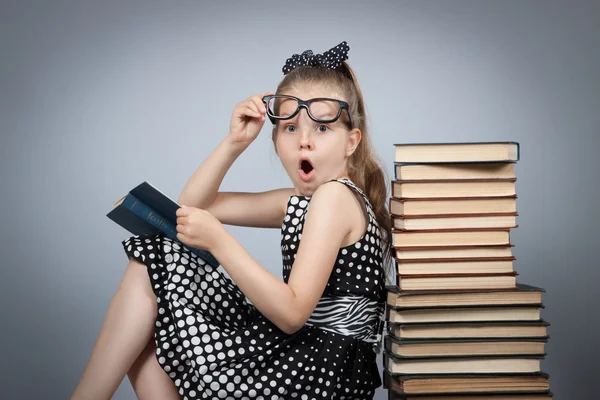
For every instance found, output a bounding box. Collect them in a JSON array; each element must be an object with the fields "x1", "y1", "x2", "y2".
[
  {"x1": 311, "y1": 179, "x2": 357, "y2": 204},
  {"x1": 307, "y1": 180, "x2": 362, "y2": 225},
  {"x1": 297, "y1": 181, "x2": 359, "y2": 251}
]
